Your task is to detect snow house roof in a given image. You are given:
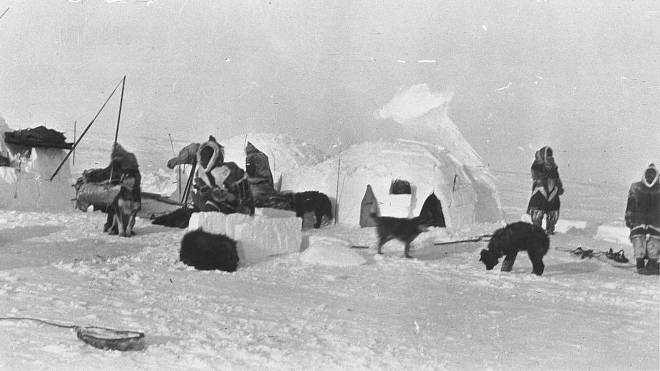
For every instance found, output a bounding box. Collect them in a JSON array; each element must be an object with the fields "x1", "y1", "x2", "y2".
[{"x1": 281, "y1": 139, "x2": 504, "y2": 228}]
